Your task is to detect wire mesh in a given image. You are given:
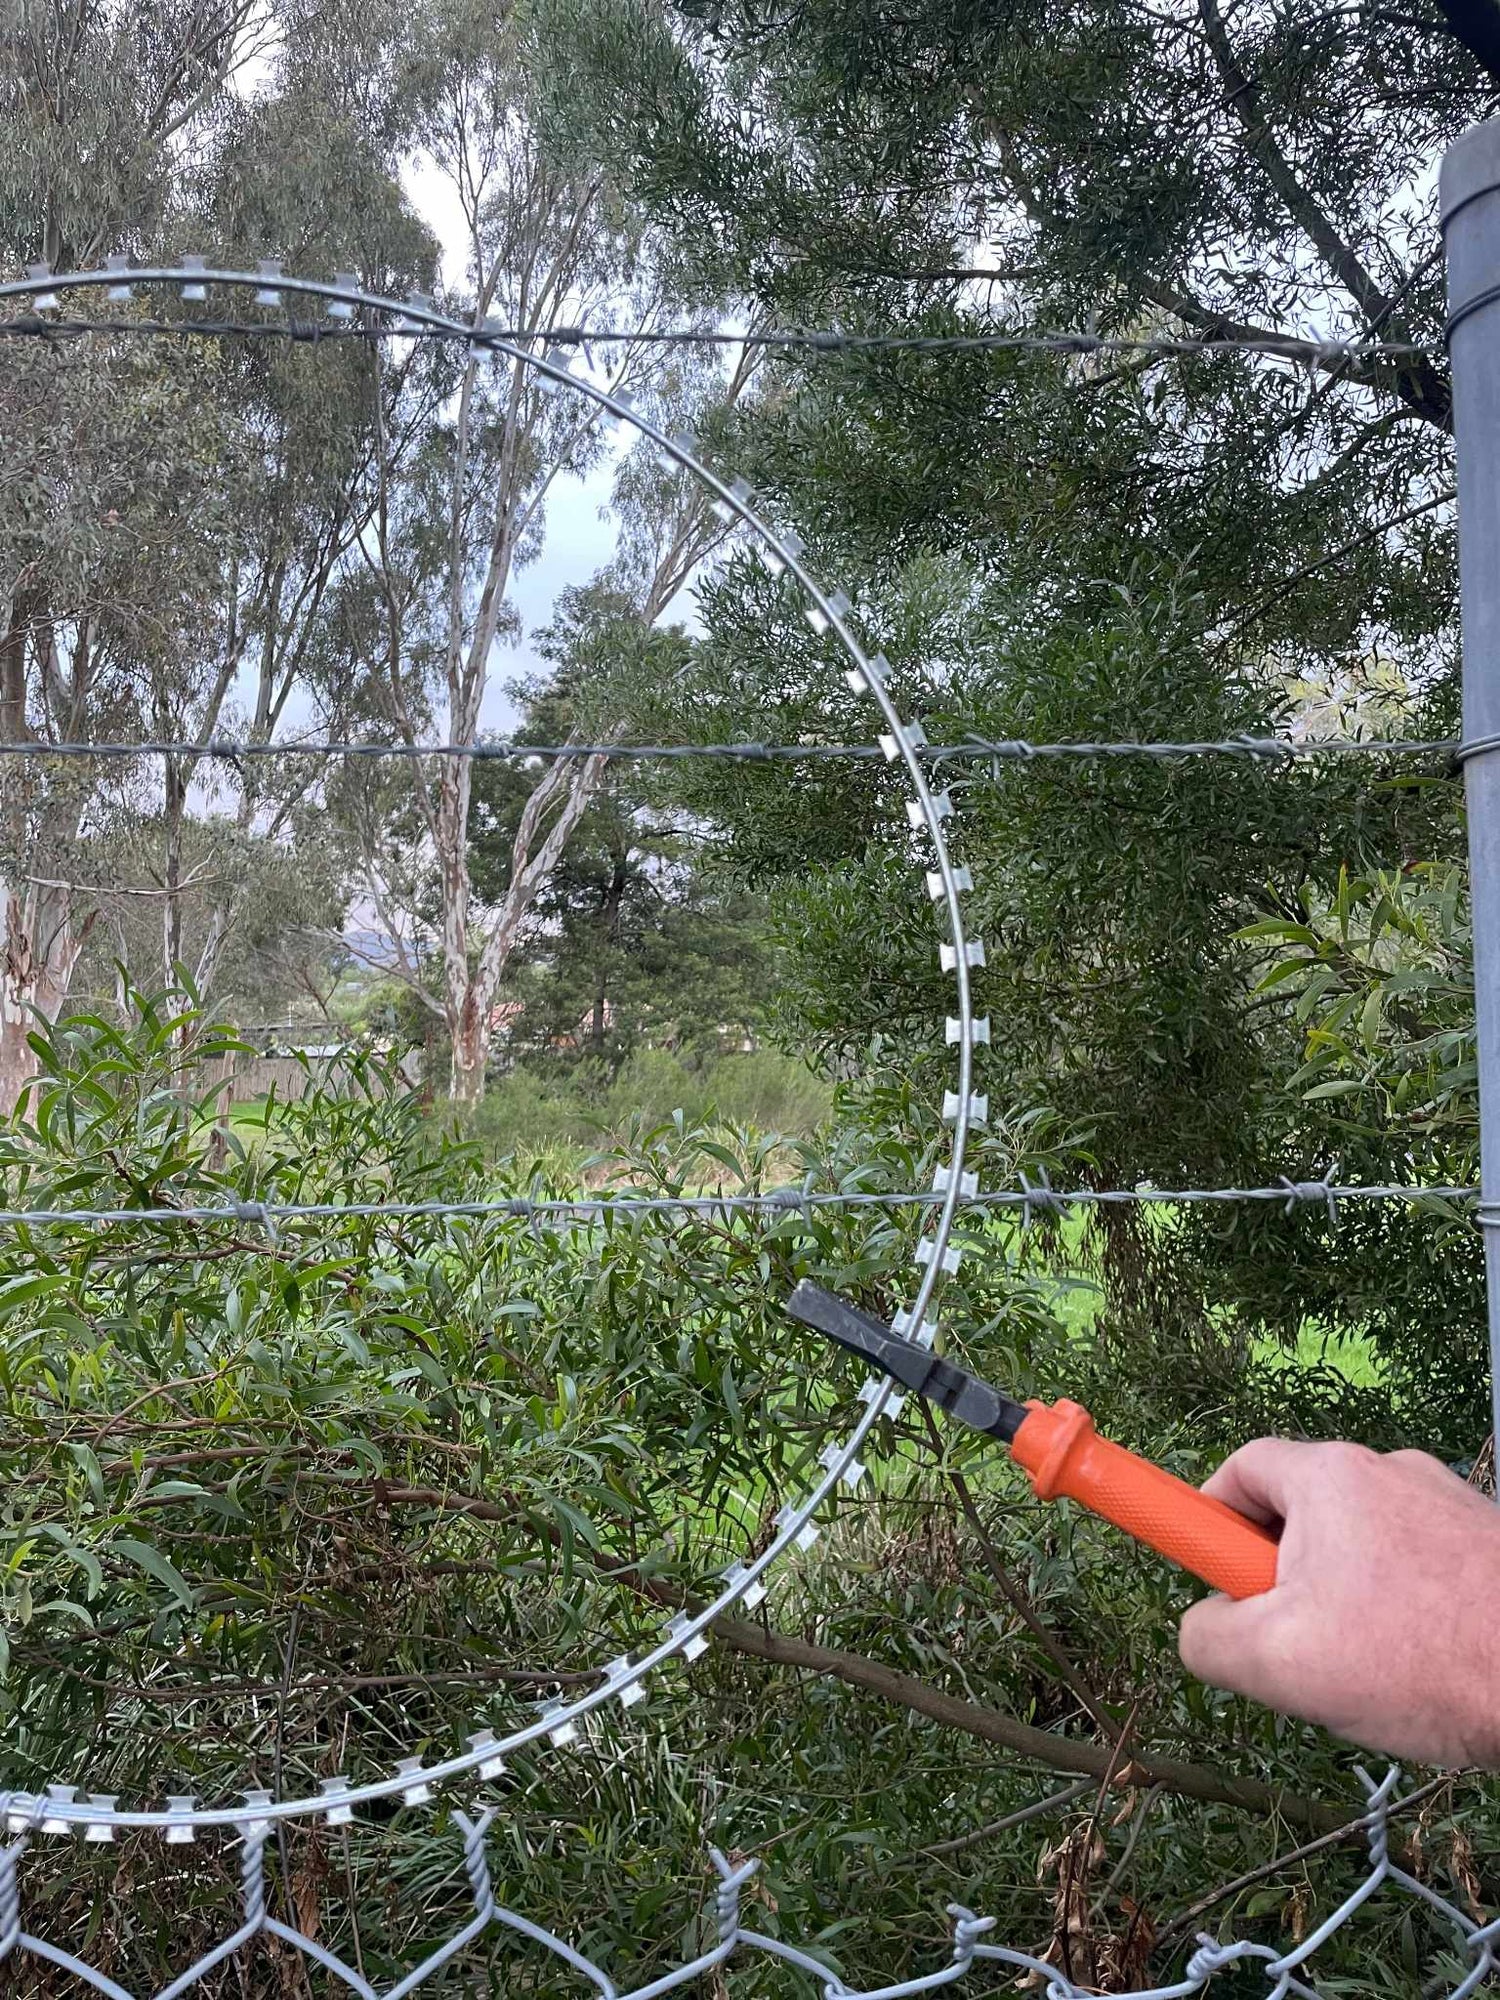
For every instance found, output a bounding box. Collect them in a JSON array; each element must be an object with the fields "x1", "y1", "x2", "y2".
[{"x1": 0, "y1": 1771, "x2": 1494, "y2": 2000}]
